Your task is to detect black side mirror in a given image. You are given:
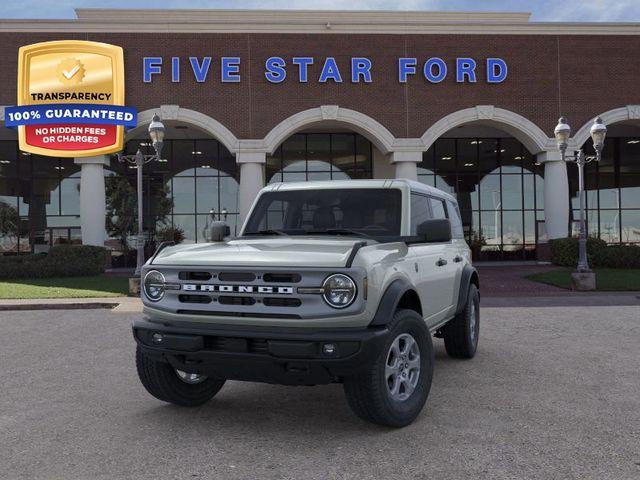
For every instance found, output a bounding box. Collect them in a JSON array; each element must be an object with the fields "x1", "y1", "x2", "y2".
[{"x1": 416, "y1": 219, "x2": 452, "y2": 243}]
